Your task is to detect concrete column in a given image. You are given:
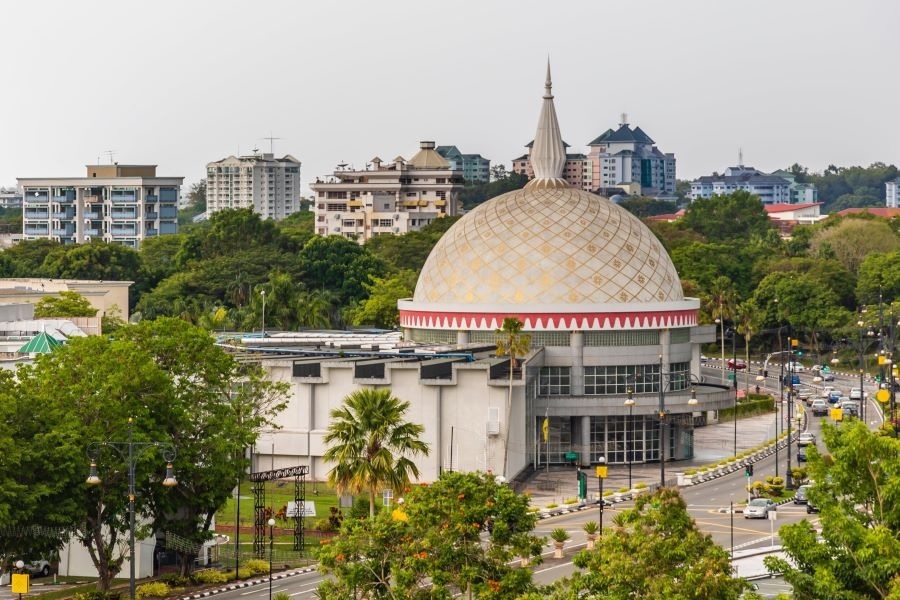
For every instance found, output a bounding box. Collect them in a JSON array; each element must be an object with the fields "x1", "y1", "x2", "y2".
[
  {"x1": 580, "y1": 415, "x2": 592, "y2": 464},
  {"x1": 570, "y1": 331, "x2": 584, "y2": 396},
  {"x1": 457, "y1": 331, "x2": 469, "y2": 345}
]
